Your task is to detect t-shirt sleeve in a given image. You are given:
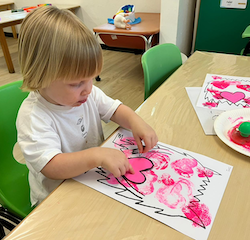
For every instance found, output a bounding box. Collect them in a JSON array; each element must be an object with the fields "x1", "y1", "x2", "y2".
[
  {"x1": 17, "y1": 106, "x2": 62, "y2": 173},
  {"x1": 91, "y1": 86, "x2": 122, "y2": 123}
]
